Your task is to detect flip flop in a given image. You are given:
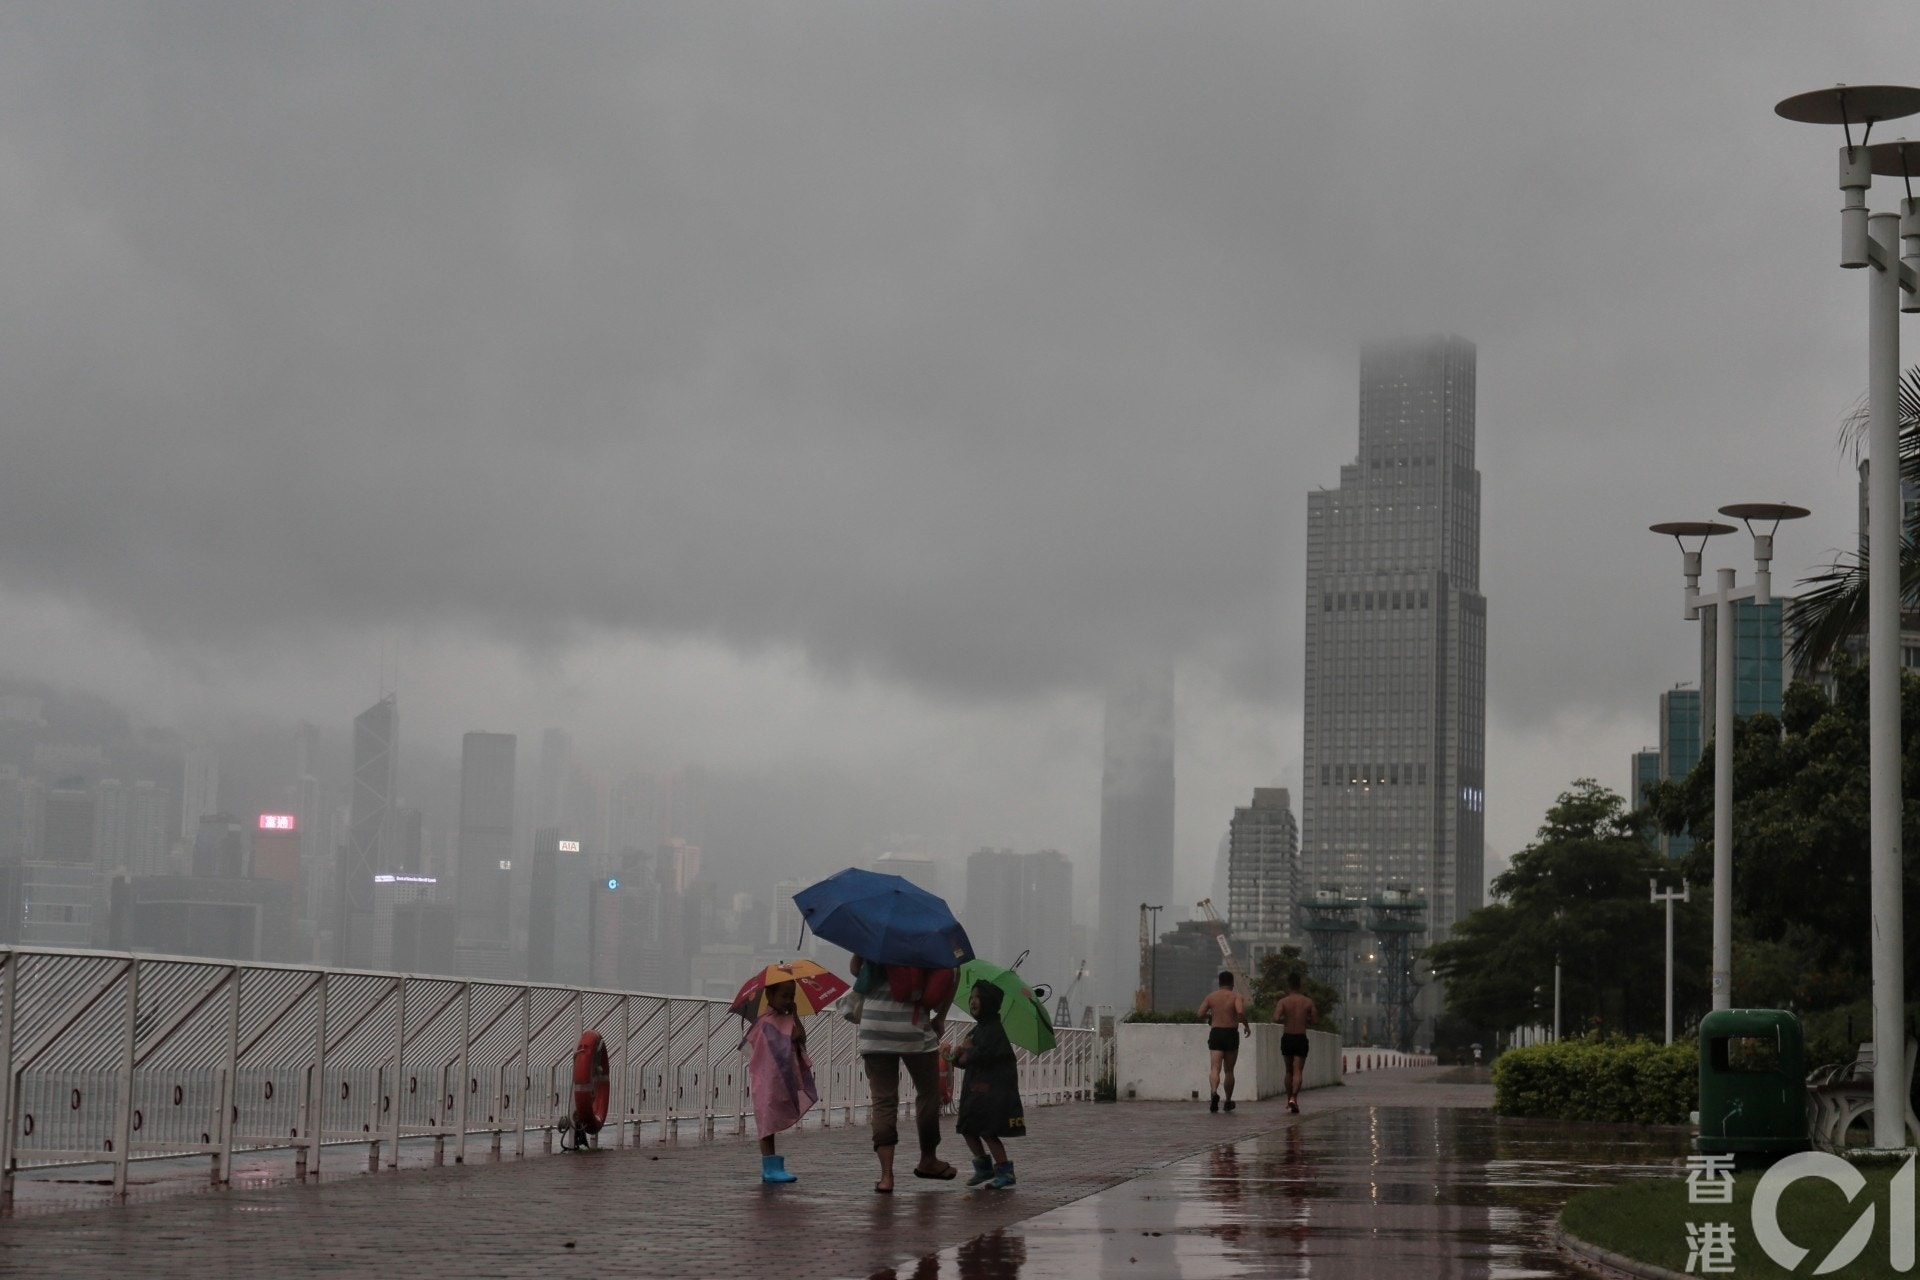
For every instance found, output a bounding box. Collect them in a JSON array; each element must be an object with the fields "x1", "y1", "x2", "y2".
[{"x1": 913, "y1": 1161, "x2": 958, "y2": 1180}]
